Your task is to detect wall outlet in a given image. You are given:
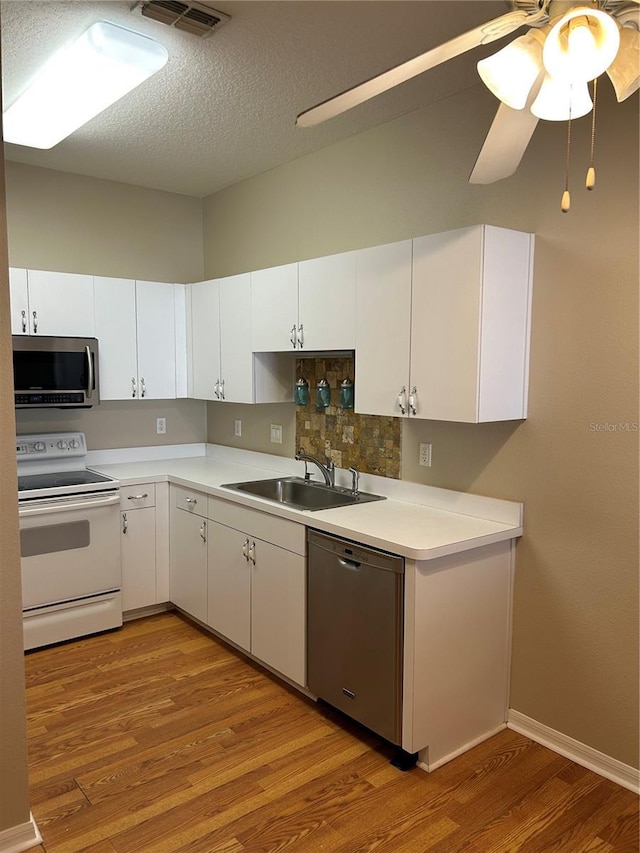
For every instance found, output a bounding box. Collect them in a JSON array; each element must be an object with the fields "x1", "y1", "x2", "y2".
[
  {"x1": 234, "y1": 419, "x2": 242, "y2": 437},
  {"x1": 419, "y1": 442, "x2": 432, "y2": 467},
  {"x1": 270, "y1": 424, "x2": 283, "y2": 444},
  {"x1": 156, "y1": 417, "x2": 167, "y2": 435}
]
